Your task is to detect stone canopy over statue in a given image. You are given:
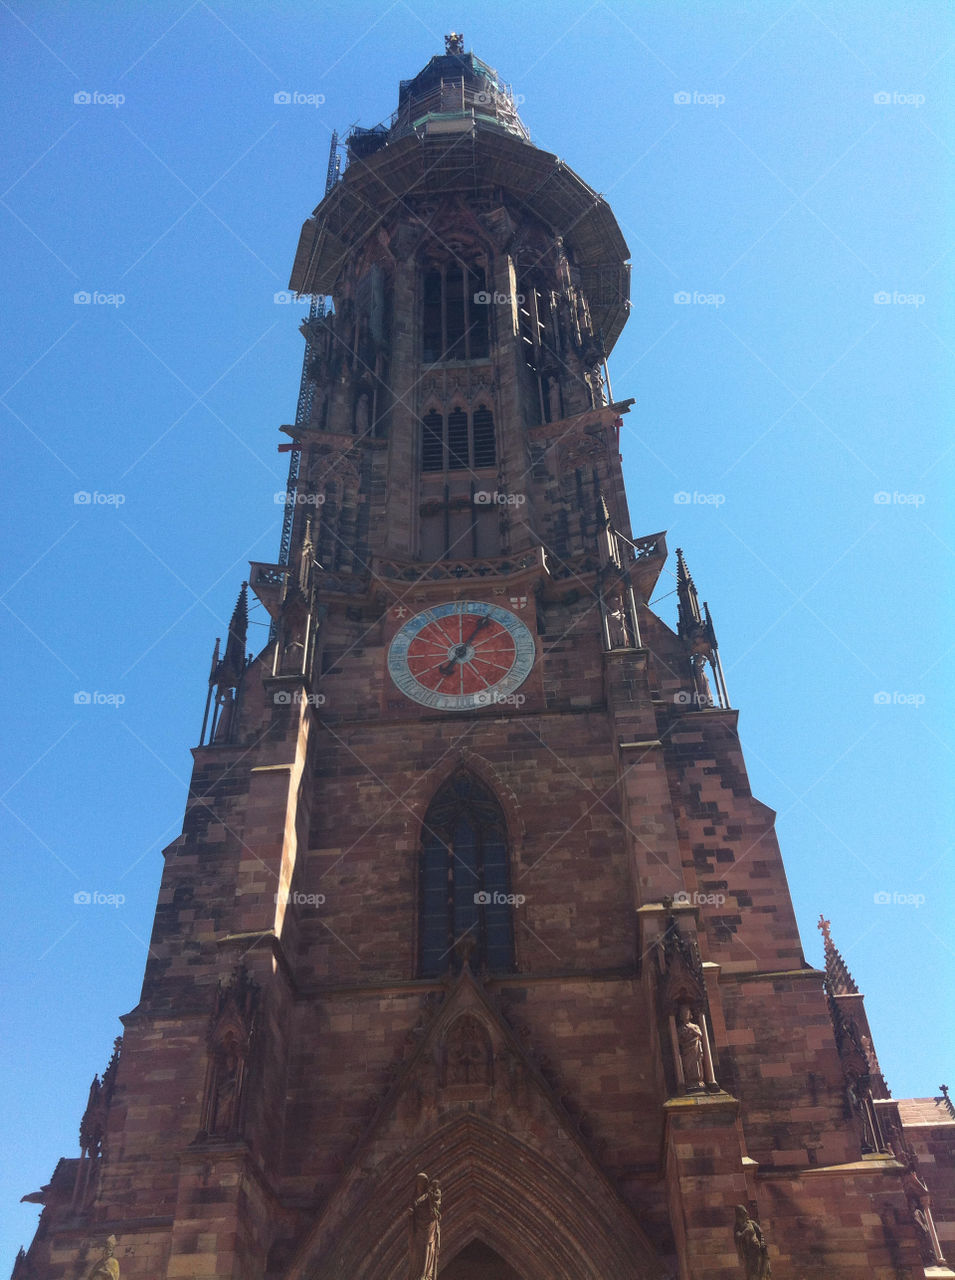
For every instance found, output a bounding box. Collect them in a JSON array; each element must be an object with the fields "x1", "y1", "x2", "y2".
[{"x1": 408, "y1": 1173, "x2": 442, "y2": 1280}]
